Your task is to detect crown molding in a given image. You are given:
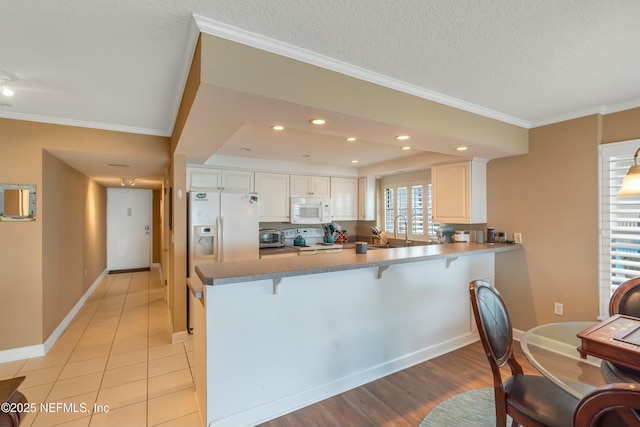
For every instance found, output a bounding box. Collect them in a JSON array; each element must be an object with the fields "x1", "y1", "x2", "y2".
[
  {"x1": 0, "y1": 110, "x2": 169, "y2": 136},
  {"x1": 192, "y1": 14, "x2": 531, "y2": 129},
  {"x1": 530, "y1": 98, "x2": 640, "y2": 128}
]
